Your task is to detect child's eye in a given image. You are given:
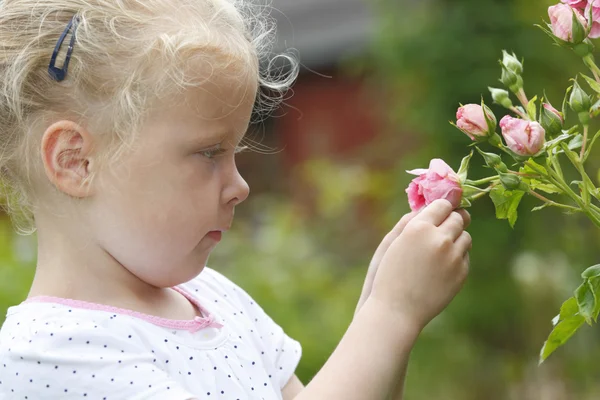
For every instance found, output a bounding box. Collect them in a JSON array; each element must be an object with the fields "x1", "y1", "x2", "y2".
[
  {"x1": 200, "y1": 144, "x2": 247, "y2": 159},
  {"x1": 201, "y1": 147, "x2": 227, "y2": 159}
]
